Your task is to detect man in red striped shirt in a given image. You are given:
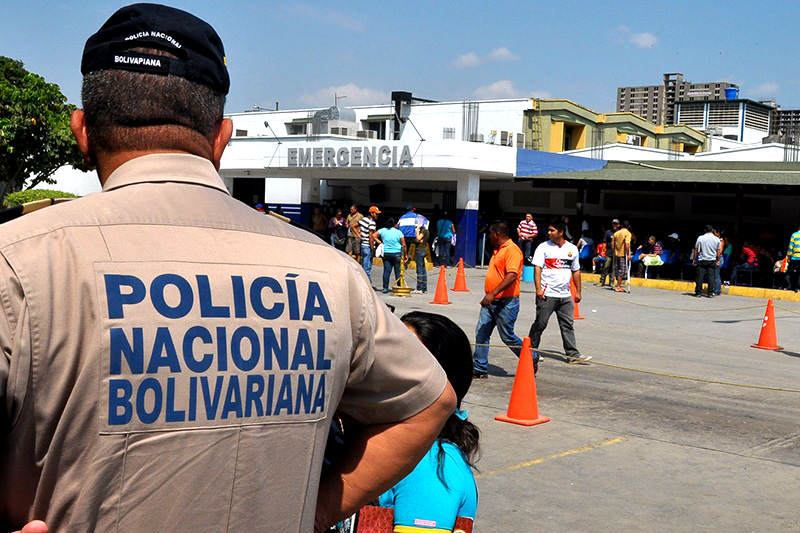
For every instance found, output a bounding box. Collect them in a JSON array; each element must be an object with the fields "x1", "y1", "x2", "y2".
[{"x1": 517, "y1": 213, "x2": 538, "y2": 260}]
